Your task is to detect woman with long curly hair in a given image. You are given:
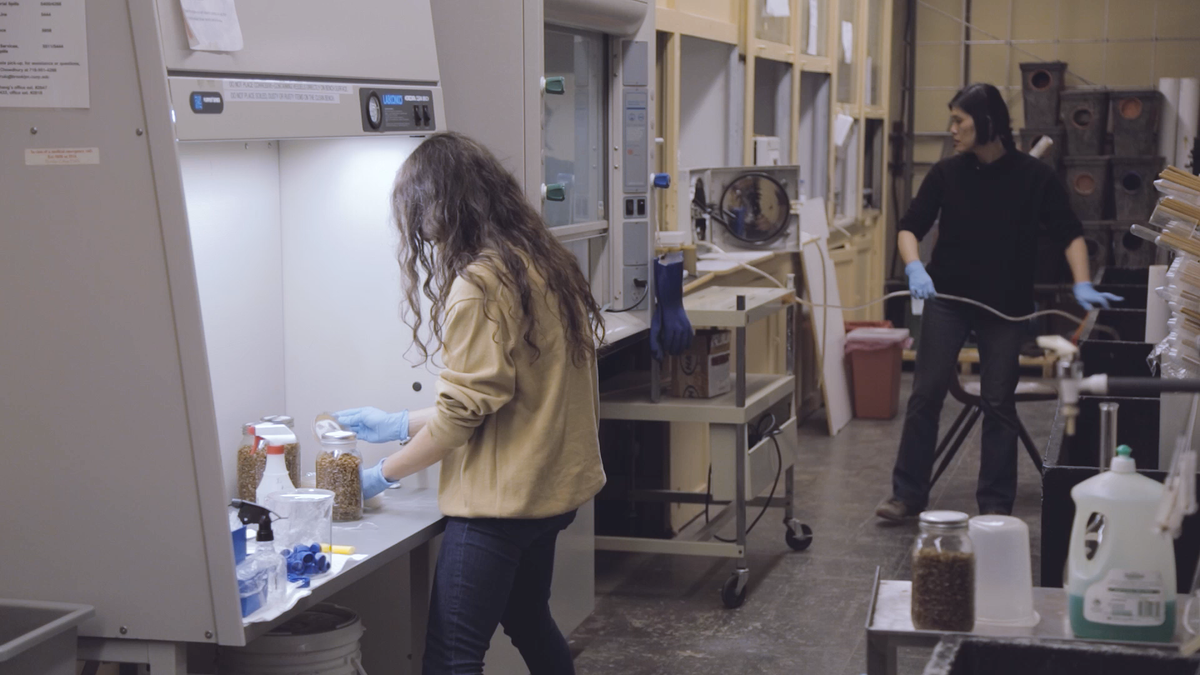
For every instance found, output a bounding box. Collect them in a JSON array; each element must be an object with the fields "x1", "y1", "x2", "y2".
[{"x1": 336, "y1": 132, "x2": 606, "y2": 674}]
